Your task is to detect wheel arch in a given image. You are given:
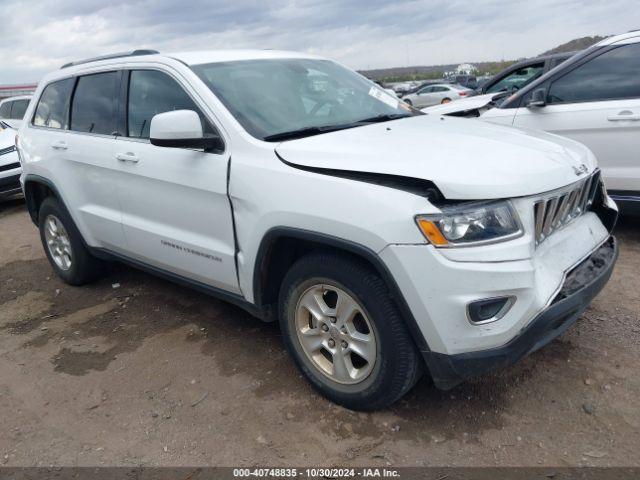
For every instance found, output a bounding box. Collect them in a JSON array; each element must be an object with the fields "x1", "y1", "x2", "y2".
[
  {"x1": 23, "y1": 174, "x2": 63, "y2": 226},
  {"x1": 252, "y1": 227, "x2": 430, "y2": 352}
]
